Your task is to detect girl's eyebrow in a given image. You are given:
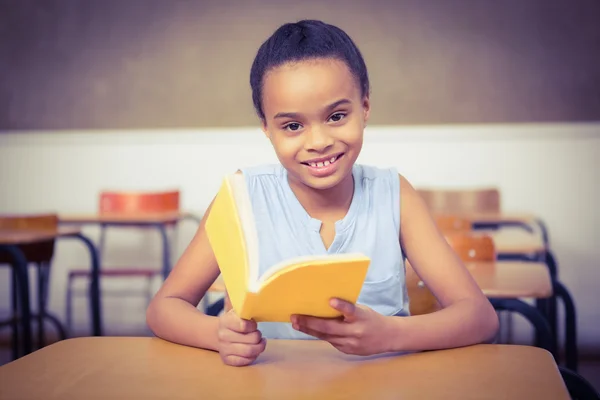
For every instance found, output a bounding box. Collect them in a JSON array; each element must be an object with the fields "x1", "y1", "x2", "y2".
[{"x1": 273, "y1": 98, "x2": 352, "y2": 120}]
